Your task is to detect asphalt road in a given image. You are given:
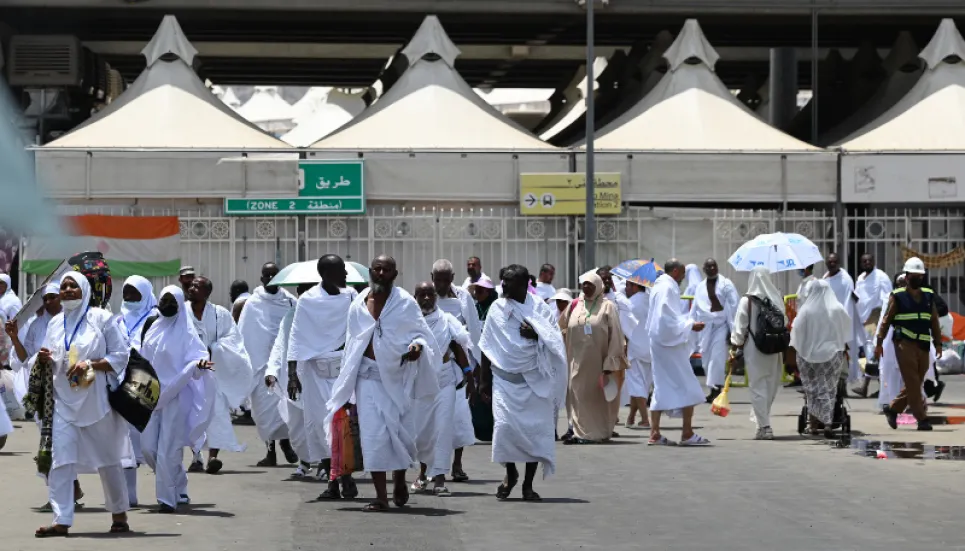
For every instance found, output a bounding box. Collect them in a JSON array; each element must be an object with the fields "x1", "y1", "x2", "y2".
[{"x1": 2, "y1": 377, "x2": 965, "y2": 551}]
